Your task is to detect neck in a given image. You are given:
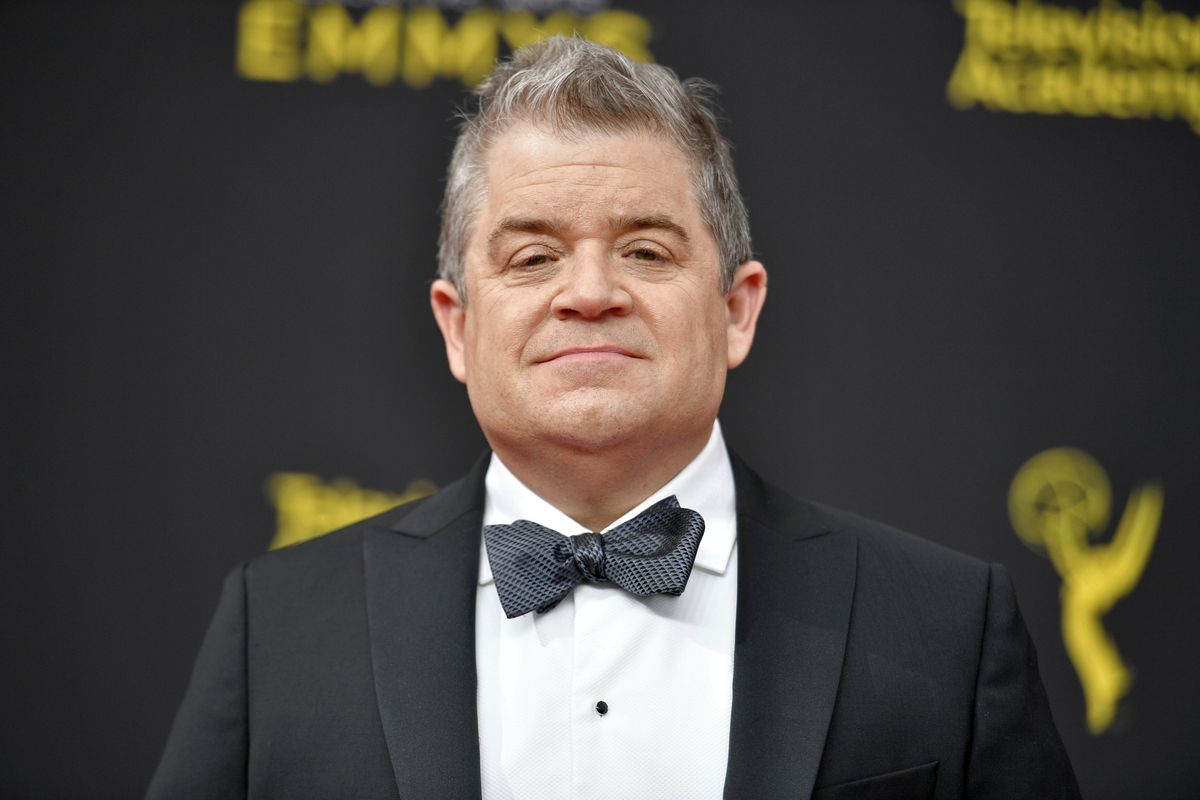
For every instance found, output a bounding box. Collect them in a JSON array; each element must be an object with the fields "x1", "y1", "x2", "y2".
[{"x1": 490, "y1": 428, "x2": 711, "y2": 531}]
